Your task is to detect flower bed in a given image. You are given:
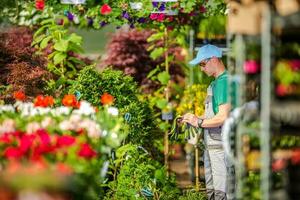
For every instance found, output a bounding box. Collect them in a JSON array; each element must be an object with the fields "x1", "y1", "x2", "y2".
[{"x1": 0, "y1": 94, "x2": 126, "y2": 199}]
